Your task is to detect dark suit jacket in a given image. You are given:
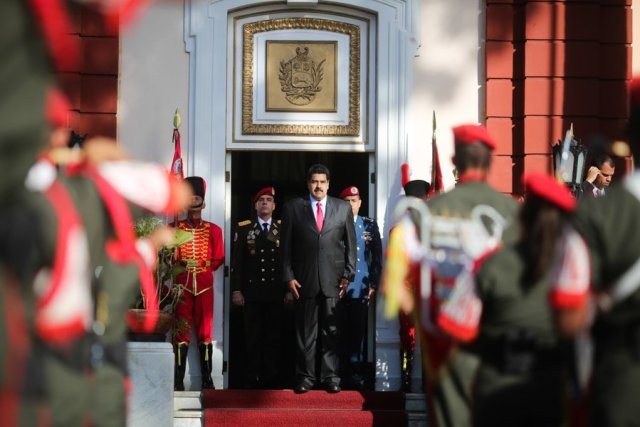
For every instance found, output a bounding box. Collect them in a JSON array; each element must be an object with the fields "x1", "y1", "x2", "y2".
[
  {"x1": 281, "y1": 195, "x2": 357, "y2": 299},
  {"x1": 230, "y1": 219, "x2": 283, "y2": 303},
  {"x1": 580, "y1": 180, "x2": 604, "y2": 199}
]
